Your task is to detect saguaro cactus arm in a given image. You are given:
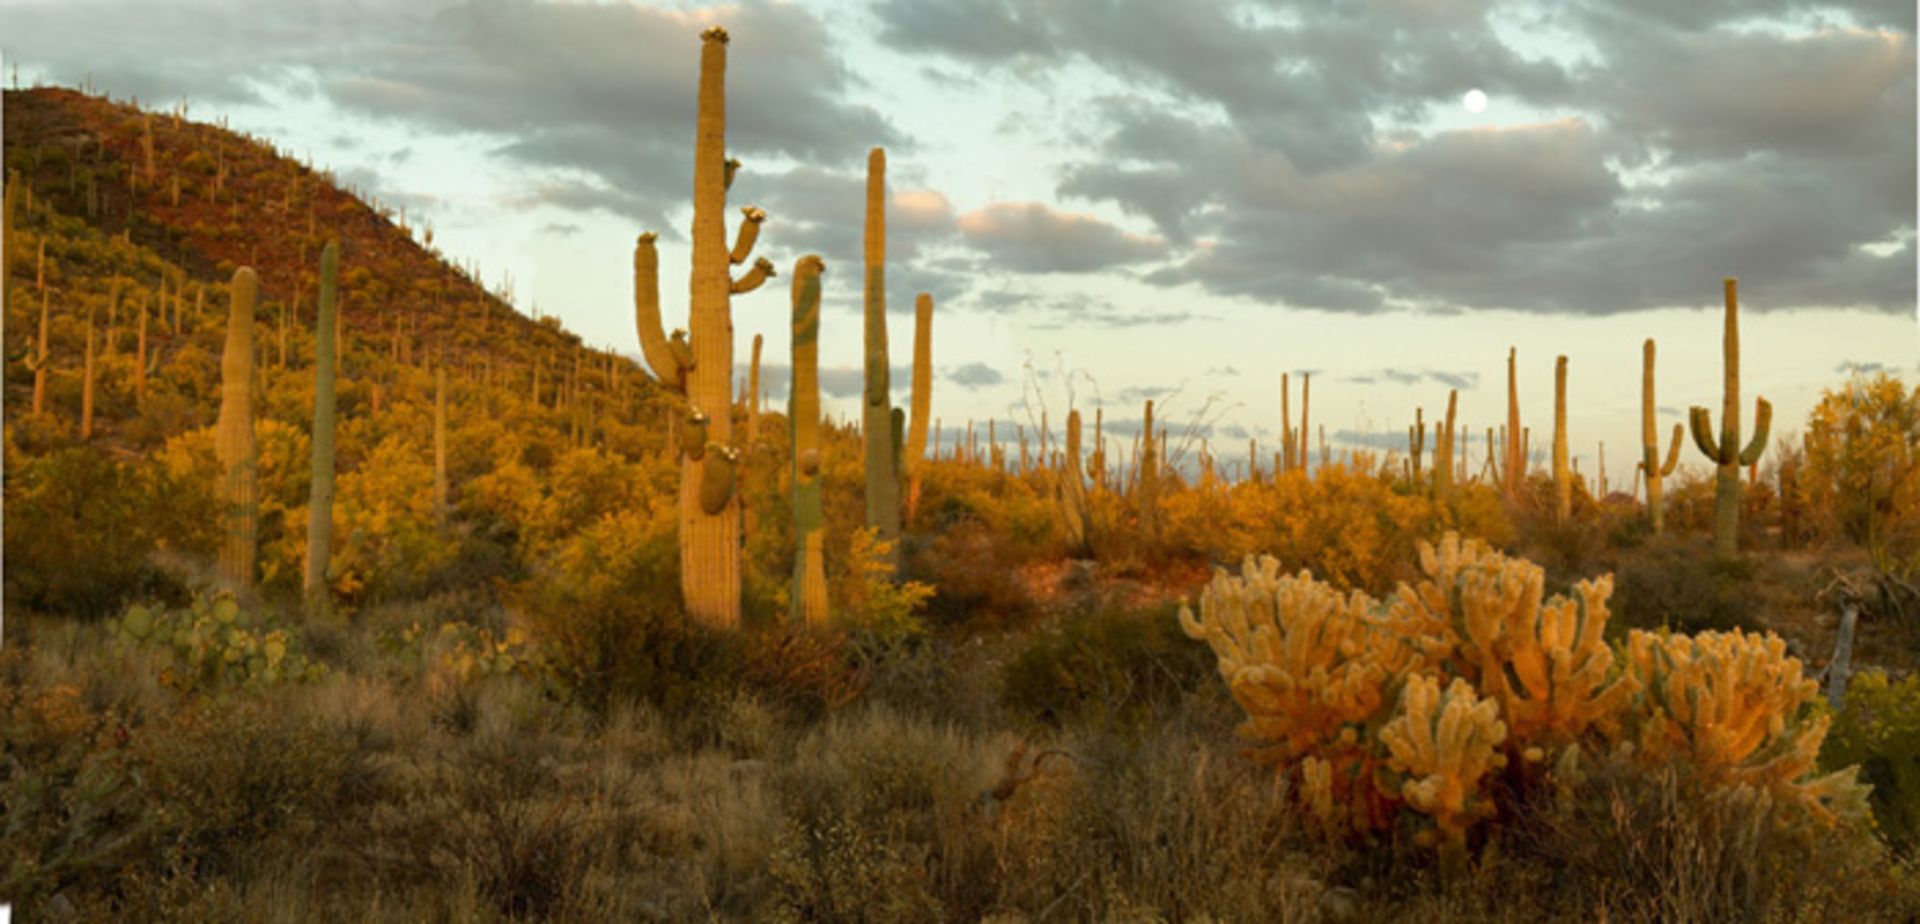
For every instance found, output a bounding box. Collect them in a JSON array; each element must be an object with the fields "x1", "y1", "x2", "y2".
[
  {"x1": 633, "y1": 233, "x2": 686, "y2": 391},
  {"x1": 1740, "y1": 397, "x2": 1772, "y2": 465},
  {"x1": 730, "y1": 255, "x2": 776, "y2": 294},
  {"x1": 729, "y1": 206, "x2": 766, "y2": 265}
]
